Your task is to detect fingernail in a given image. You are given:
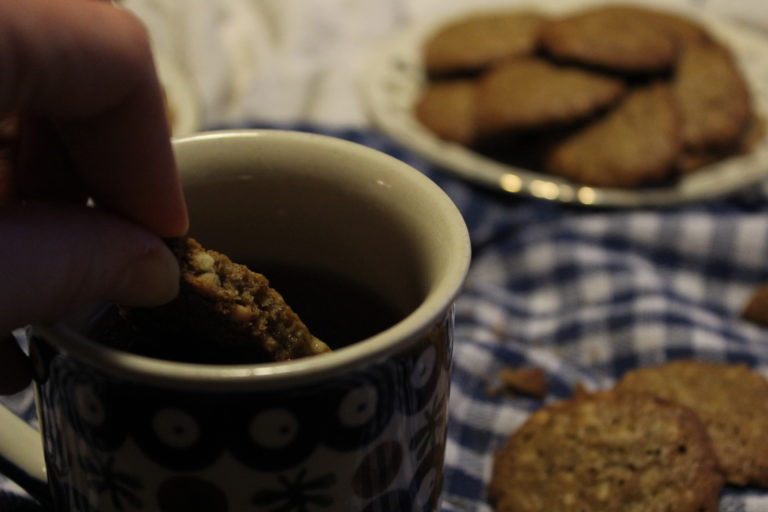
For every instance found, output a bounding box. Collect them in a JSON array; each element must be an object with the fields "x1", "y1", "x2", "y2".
[{"x1": 114, "y1": 245, "x2": 180, "y2": 307}]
